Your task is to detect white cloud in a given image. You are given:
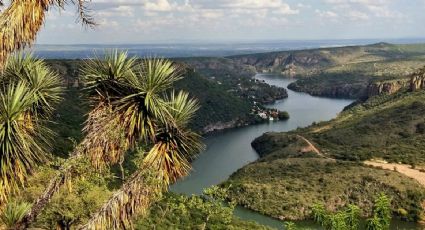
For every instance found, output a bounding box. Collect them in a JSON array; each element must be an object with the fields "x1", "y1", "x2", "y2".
[
  {"x1": 316, "y1": 9, "x2": 338, "y2": 18},
  {"x1": 144, "y1": 0, "x2": 173, "y2": 11},
  {"x1": 323, "y1": 0, "x2": 404, "y2": 19},
  {"x1": 347, "y1": 10, "x2": 369, "y2": 20}
]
